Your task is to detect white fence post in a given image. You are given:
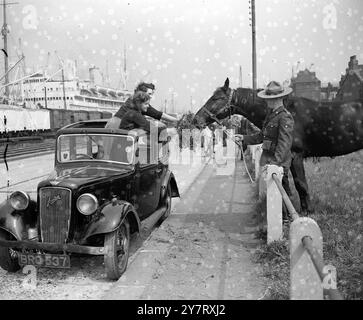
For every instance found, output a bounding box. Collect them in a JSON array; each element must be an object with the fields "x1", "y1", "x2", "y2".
[
  {"x1": 263, "y1": 165, "x2": 284, "y2": 244},
  {"x1": 254, "y1": 144, "x2": 262, "y2": 180},
  {"x1": 247, "y1": 145, "x2": 254, "y2": 160},
  {"x1": 290, "y1": 217, "x2": 324, "y2": 300},
  {"x1": 258, "y1": 165, "x2": 267, "y2": 201},
  {"x1": 247, "y1": 144, "x2": 262, "y2": 180}
]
